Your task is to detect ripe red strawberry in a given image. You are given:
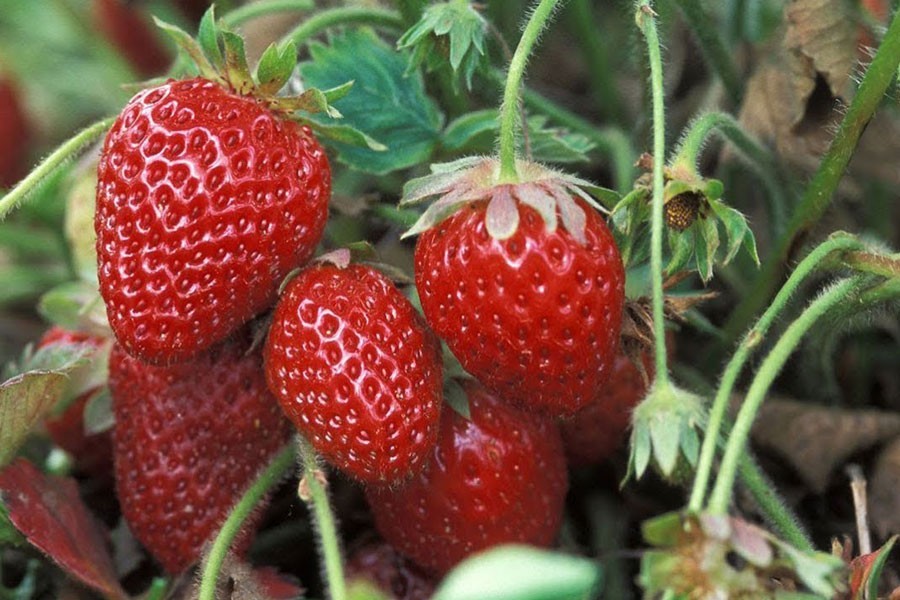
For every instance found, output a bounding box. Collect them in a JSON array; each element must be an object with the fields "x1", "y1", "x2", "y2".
[
  {"x1": 345, "y1": 540, "x2": 436, "y2": 600},
  {"x1": 365, "y1": 379, "x2": 568, "y2": 575},
  {"x1": 413, "y1": 195, "x2": 625, "y2": 416},
  {"x1": 109, "y1": 334, "x2": 294, "y2": 574},
  {"x1": 264, "y1": 260, "x2": 443, "y2": 484},
  {"x1": 0, "y1": 76, "x2": 30, "y2": 188},
  {"x1": 560, "y1": 352, "x2": 650, "y2": 466},
  {"x1": 96, "y1": 76, "x2": 331, "y2": 364},
  {"x1": 38, "y1": 327, "x2": 113, "y2": 478}
]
